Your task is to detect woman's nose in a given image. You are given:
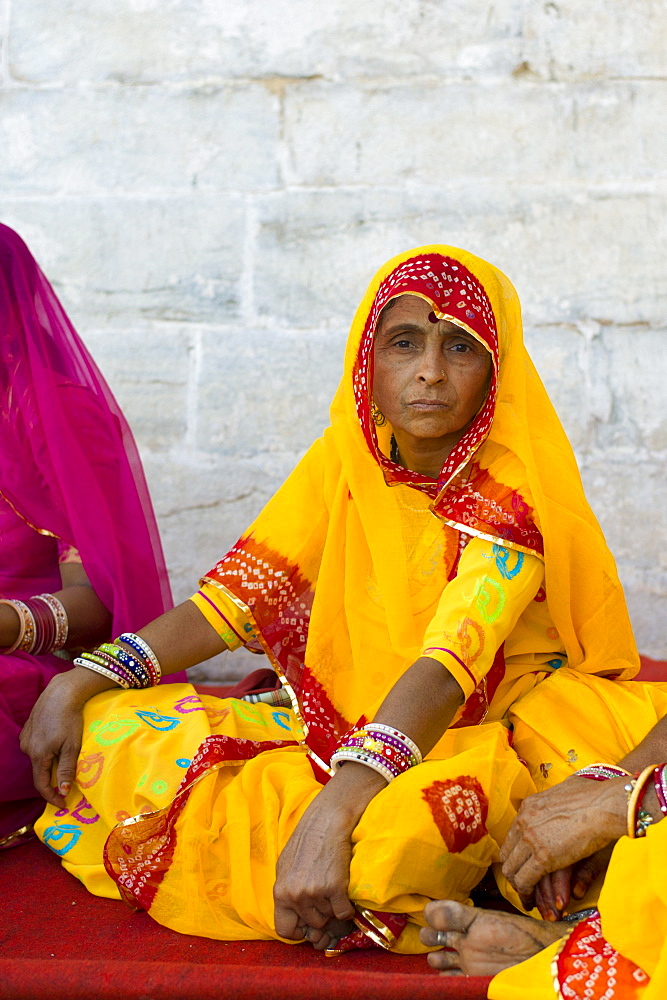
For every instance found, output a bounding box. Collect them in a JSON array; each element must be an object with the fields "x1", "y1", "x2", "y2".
[{"x1": 417, "y1": 348, "x2": 446, "y2": 384}]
